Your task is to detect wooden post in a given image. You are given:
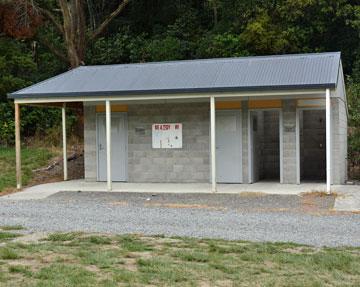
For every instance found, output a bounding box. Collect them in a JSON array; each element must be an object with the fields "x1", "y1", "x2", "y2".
[
  {"x1": 62, "y1": 103, "x2": 68, "y2": 181},
  {"x1": 326, "y1": 88, "x2": 331, "y2": 194},
  {"x1": 106, "y1": 100, "x2": 112, "y2": 191},
  {"x1": 15, "y1": 103, "x2": 21, "y2": 189},
  {"x1": 210, "y1": 96, "x2": 216, "y2": 192}
]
